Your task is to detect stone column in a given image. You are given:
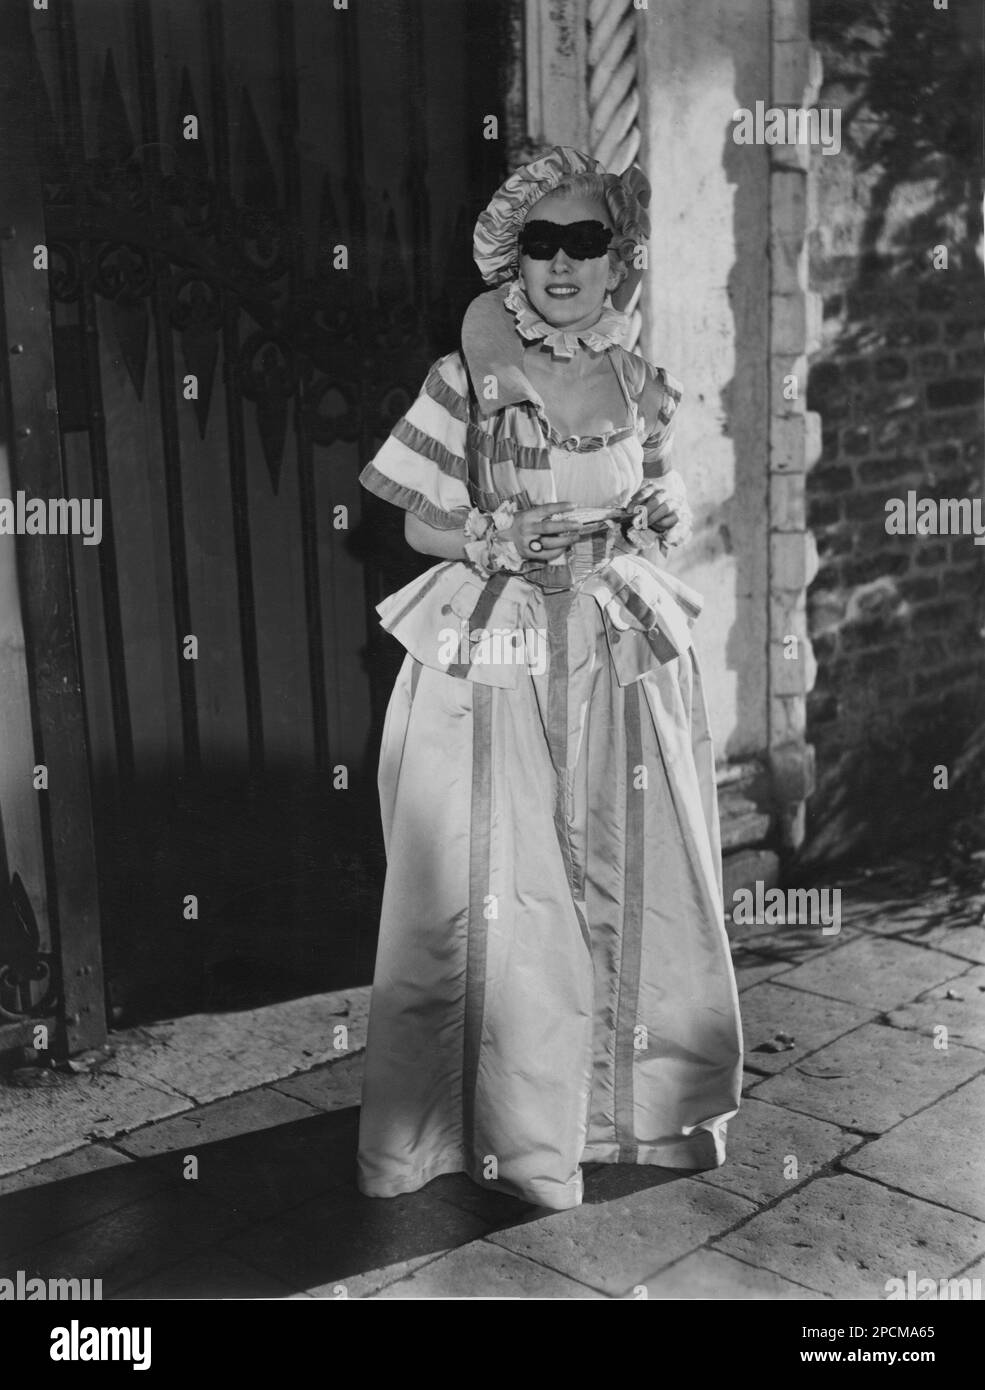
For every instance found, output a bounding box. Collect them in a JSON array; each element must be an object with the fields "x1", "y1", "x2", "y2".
[
  {"x1": 521, "y1": 0, "x2": 589, "y2": 153},
  {"x1": 638, "y1": 0, "x2": 772, "y2": 774},
  {"x1": 768, "y1": 0, "x2": 823, "y2": 848}
]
